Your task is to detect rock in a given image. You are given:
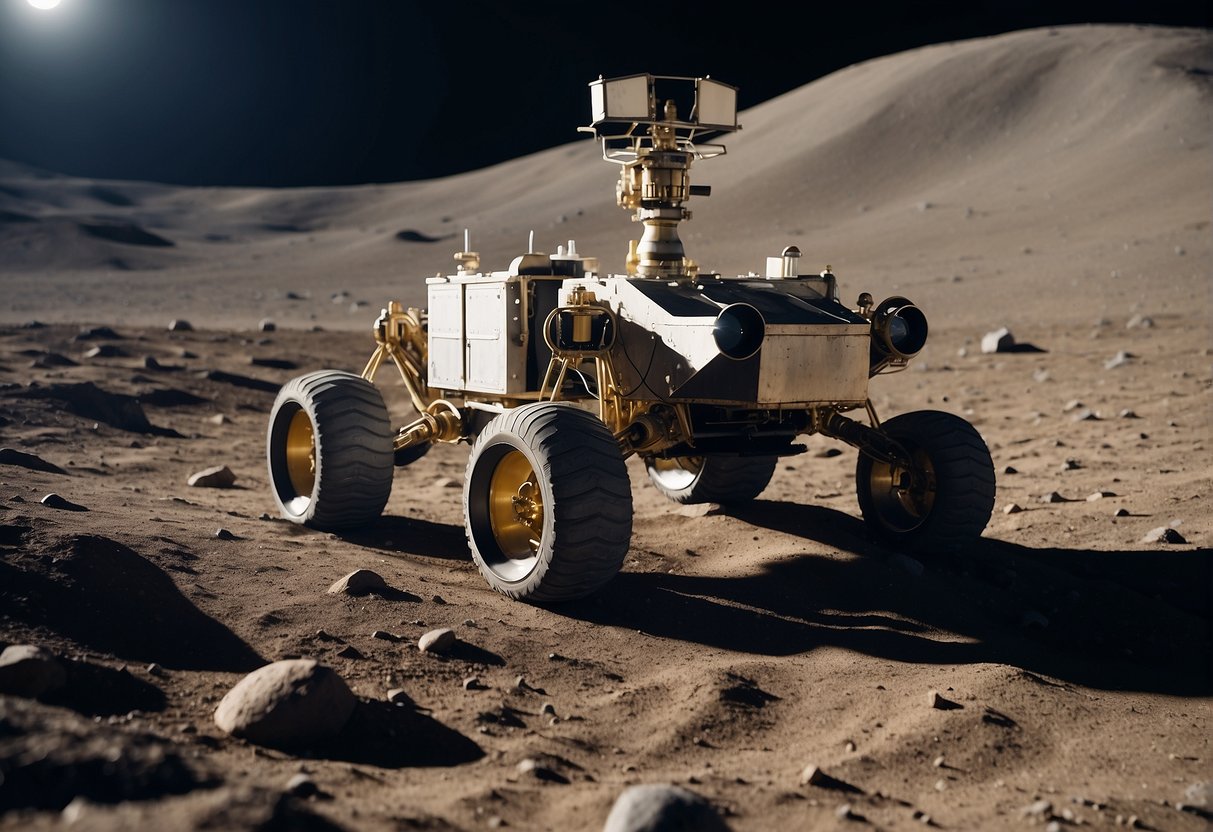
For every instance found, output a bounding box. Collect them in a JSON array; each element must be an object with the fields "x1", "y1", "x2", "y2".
[
  {"x1": 371, "y1": 630, "x2": 399, "y2": 642},
  {"x1": 1061, "y1": 458, "x2": 1082, "y2": 471},
  {"x1": 335, "y1": 645, "x2": 364, "y2": 660},
  {"x1": 677, "y1": 502, "x2": 722, "y2": 518},
  {"x1": 516, "y1": 757, "x2": 569, "y2": 784},
  {"x1": 430, "y1": 594, "x2": 447, "y2": 604},
  {"x1": 1119, "y1": 409, "x2": 1141, "y2": 419},
  {"x1": 1086, "y1": 491, "x2": 1117, "y2": 501},
  {"x1": 0, "y1": 644, "x2": 67, "y2": 697},
  {"x1": 40, "y1": 493, "x2": 88, "y2": 512},
  {"x1": 1003, "y1": 465, "x2": 1018, "y2": 474},
  {"x1": 1114, "y1": 508, "x2": 1131, "y2": 517},
  {"x1": 928, "y1": 690, "x2": 963, "y2": 710},
  {"x1": 213, "y1": 659, "x2": 355, "y2": 748},
  {"x1": 1142, "y1": 527, "x2": 1187, "y2": 544},
  {"x1": 1022, "y1": 799, "x2": 1054, "y2": 818},
  {"x1": 1104, "y1": 350, "x2": 1134, "y2": 370},
  {"x1": 800, "y1": 765, "x2": 827, "y2": 787},
  {"x1": 418, "y1": 628, "x2": 456, "y2": 654},
  {"x1": 0, "y1": 448, "x2": 67, "y2": 475},
  {"x1": 603, "y1": 784, "x2": 731, "y2": 832},
  {"x1": 206, "y1": 413, "x2": 231, "y2": 425},
  {"x1": 215, "y1": 528, "x2": 239, "y2": 540},
  {"x1": 540, "y1": 702, "x2": 556, "y2": 716},
  {"x1": 259, "y1": 319, "x2": 276, "y2": 332},
  {"x1": 386, "y1": 688, "x2": 413, "y2": 705},
  {"x1": 1003, "y1": 503, "x2": 1025, "y2": 514},
  {"x1": 799, "y1": 764, "x2": 863, "y2": 793},
  {"x1": 1040, "y1": 491, "x2": 1073, "y2": 504},
  {"x1": 1126, "y1": 313, "x2": 1154, "y2": 329},
  {"x1": 147, "y1": 663, "x2": 165, "y2": 677},
  {"x1": 187, "y1": 465, "x2": 237, "y2": 488},
  {"x1": 168, "y1": 319, "x2": 194, "y2": 331},
  {"x1": 463, "y1": 676, "x2": 485, "y2": 691},
  {"x1": 1183, "y1": 781, "x2": 1213, "y2": 806},
  {"x1": 981, "y1": 327, "x2": 1016, "y2": 354},
  {"x1": 285, "y1": 773, "x2": 318, "y2": 797},
  {"x1": 327, "y1": 569, "x2": 388, "y2": 596},
  {"x1": 84, "y1": 344, "x2": 125, "y2": 358}
]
